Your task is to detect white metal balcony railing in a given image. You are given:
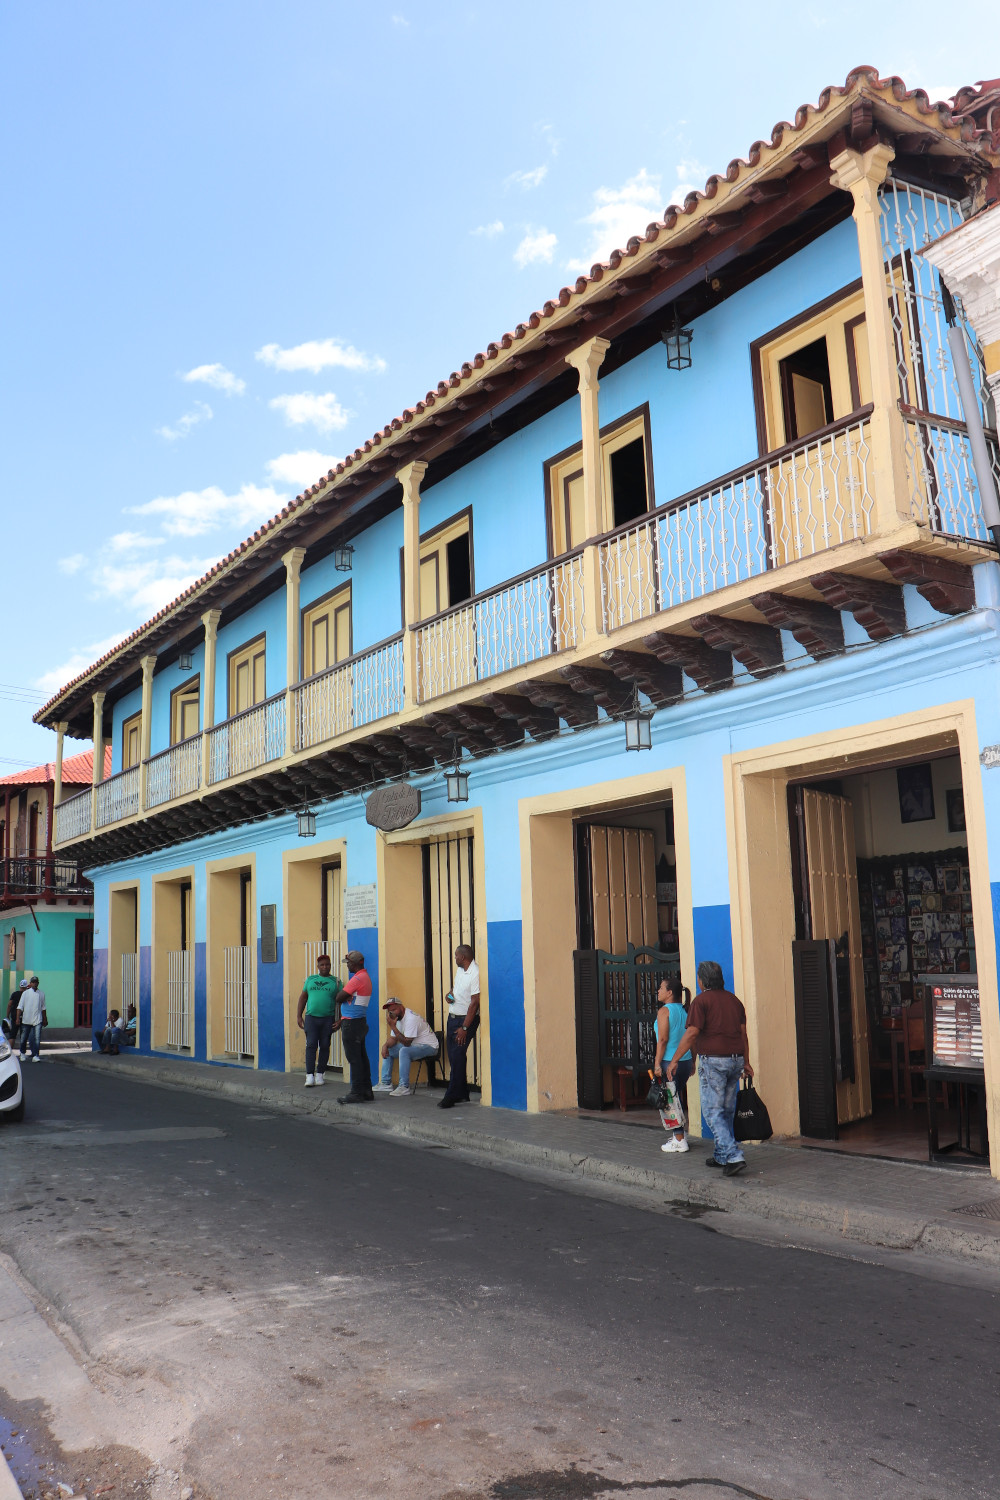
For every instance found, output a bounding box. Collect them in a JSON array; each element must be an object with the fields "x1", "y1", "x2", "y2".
[
  {"x1": 904, "y1": 411, "x2": 1000, "y2": 544},
  {"x1": 224, "y1": 943, "x2": 255, "y2": 1058},
  {"x1": 122, "y1": 952, "x2": 138, "y2": 1023},
  {"x1": 167, "y1": 948, "x2": 191, "y2": 1048},
  {"x1": 54, "y1": 790, "x2": 92, "y2": 843},
  {"x1": 600, "y1": 413, "x2": 875, "y2": 633},
  {"x1": 293, "y1": 635, "x2": 404, "y2": 752},
  {"x1": 303, "y1": 939, "x2": 345, "y2": 1069},
  {"x1": 95, "y1": 764, "x2": 140, "y2": 829},
  {"x1": 146, "y1": 736, "x2": 203, "y2": 809},
  {"x1": 415, "y1": 552, "x2": 587, "y2": 704},
  {"x1": 207, "y1": 694, "x2": 285, "y2": 786}
]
